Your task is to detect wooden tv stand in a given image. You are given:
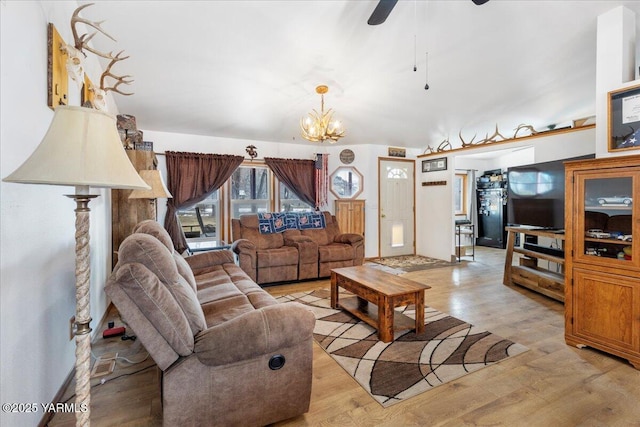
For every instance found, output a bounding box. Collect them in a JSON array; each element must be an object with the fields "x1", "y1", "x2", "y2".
[{"x1": 503, "y1": 226, "x2": 565, "y2": 302}]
